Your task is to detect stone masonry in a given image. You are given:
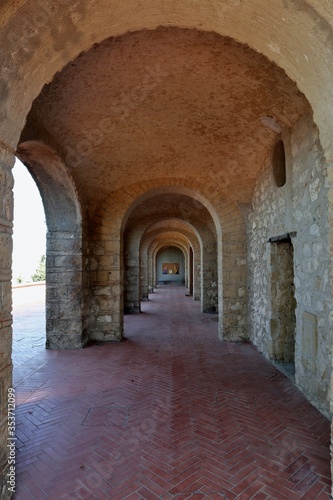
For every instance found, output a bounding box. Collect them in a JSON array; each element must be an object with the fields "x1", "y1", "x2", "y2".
[{"x1": 1, "y1": 1, "x2": 333, "y2": 496}]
